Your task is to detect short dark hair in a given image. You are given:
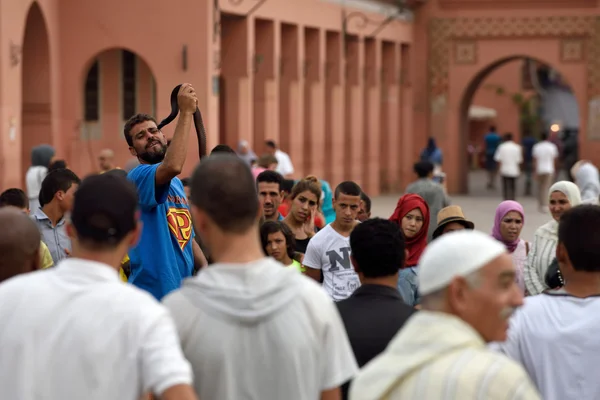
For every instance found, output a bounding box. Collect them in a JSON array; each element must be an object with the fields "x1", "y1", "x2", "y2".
[
  {"x1": 350, "y1": 218, "x2": 406, "y2": 278},
  {"x1": 559, "y1": 205, "x2": 600, "y2": 272},
  {"x1": 281, "y1": 179, "x2": 295, "y2": 194},
  {"x1": 256, "y1": 170, "x2": 283, "y2": 190},
  {"x1": 334, "y1": 181, "x2": 362, "y2": 199},
  {"x1": 211, "y1": 144, "x2": 236, "y2": 155},
  {"x1": 71, "y1": 173, "x2": 138, "y2": 250},
  {"x1": 48, "y1": 159, "x2": 67, "y2": 172},
  {"x1": 541, "y1": 132, "x2": 549, "y2": 141},
  {"x1": 503, "y1": 132, "x2": 513, "y2": 141},
  {"x1": 39, "y1": 169, "x2": 80, "y2": 207},
  {"x1": 360, "y1": 192, "x2": 371, "y2": 213},
  {"x1": 0, "y1": 188, "x2": 29, "y2": 210},
  {"x1": 490, "y1": 125, "x2": 497, "y2": 132},
  {"x1": 181, "y1": 177, "x2": 191, "y2": 187},
  {"x1": 414, "y1": 161, "x2": 434, "y2": 178},
  {"x1": 123, "y1": 113, "x2": 157, "y2": 147},
  {"x1": 190, "y1": 154, "x2": 259, "y2": 233},
  {"x1": 103, "y1": 169, "x2": 128, "y2": 179},
  {"x1": 265, "y1": 140, "x2": 276, "y2": 149},
  {"x1": 260, "y1": 221, "x2": 296, "y2": 260}
]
